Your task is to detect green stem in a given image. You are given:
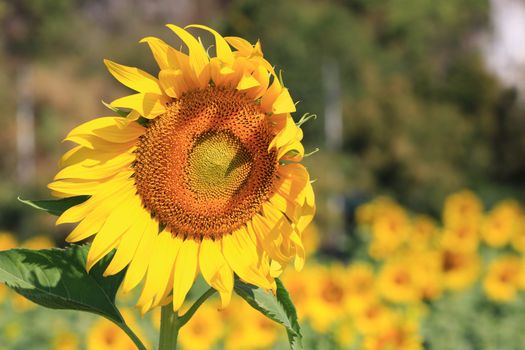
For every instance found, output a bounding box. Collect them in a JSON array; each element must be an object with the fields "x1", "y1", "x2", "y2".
[
  {"x1": 158, "y1": 288, "x2": 216, "y2": 350},
  {"x1": 178, "y1": 288, "x2": 216, "y2": 325},
  {"x1": 120, "y1": 322, "x2": 147, "y2": 350},
  {"x1": 159, "y1": 304, "x2": 180, "y2": 350}
]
